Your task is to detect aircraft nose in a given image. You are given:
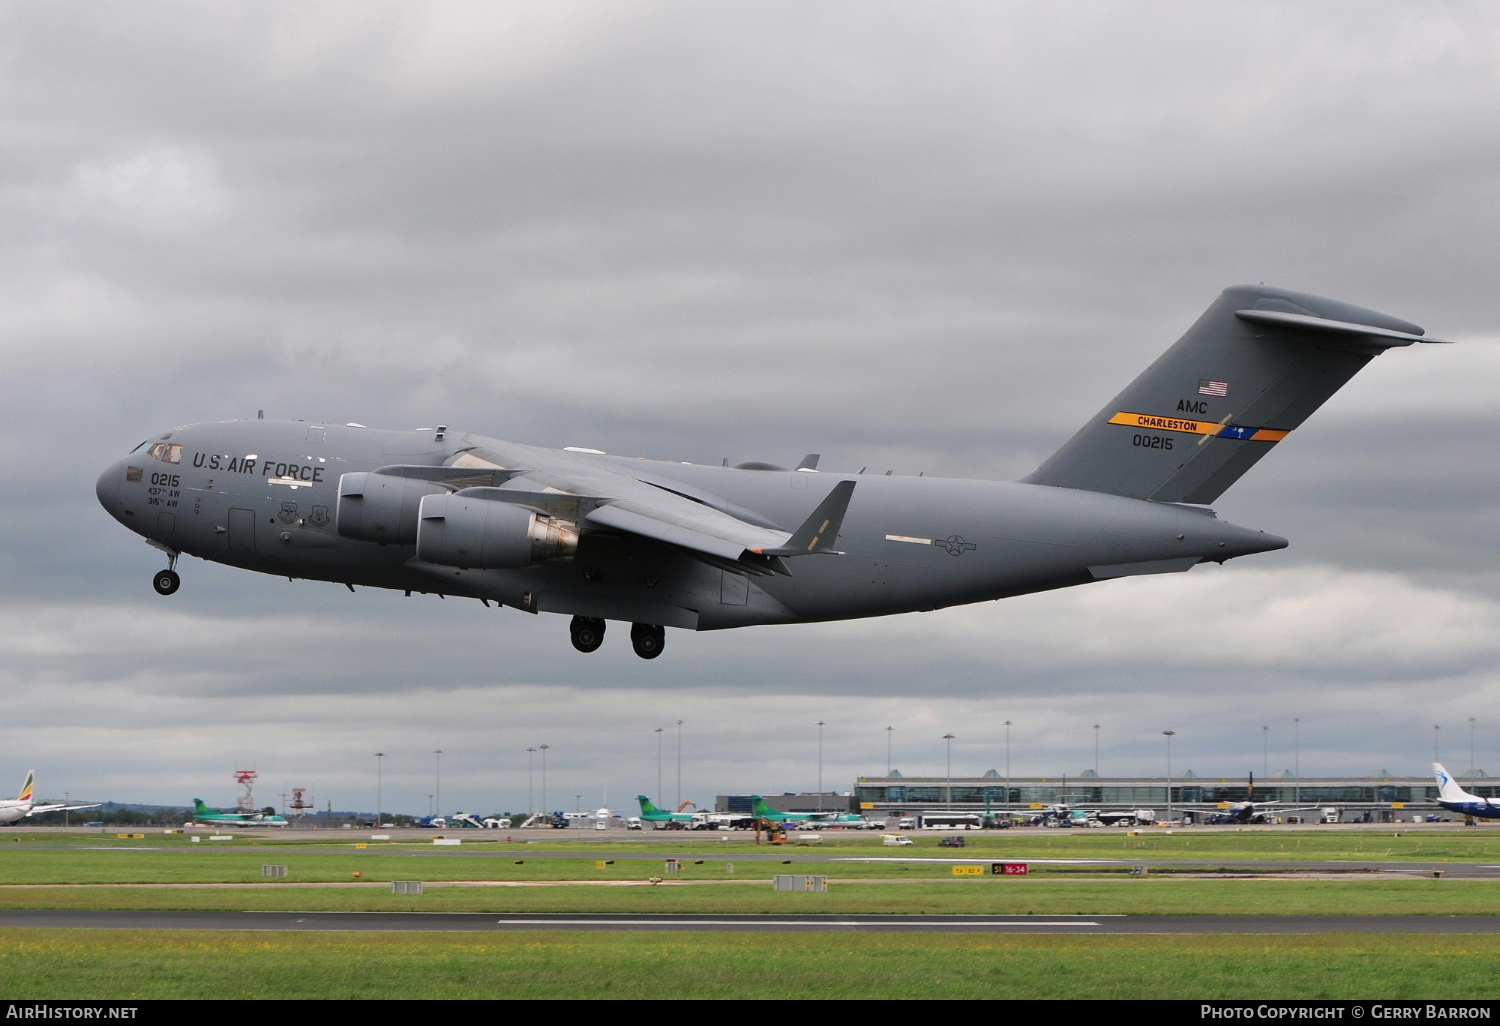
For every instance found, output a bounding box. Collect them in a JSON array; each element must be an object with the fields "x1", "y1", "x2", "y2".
[{"x1": 96, "y1": 462, "x2": 121, "y2": 513}]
